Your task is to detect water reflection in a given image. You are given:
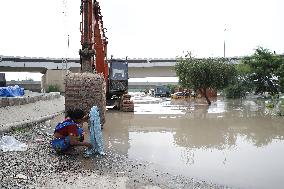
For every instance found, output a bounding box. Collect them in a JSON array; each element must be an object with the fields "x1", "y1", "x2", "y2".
[{"x1": 104, "y1": 97, "x2": 284, "y2": 189}]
